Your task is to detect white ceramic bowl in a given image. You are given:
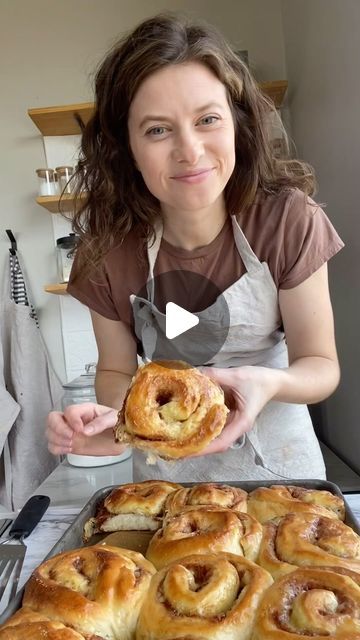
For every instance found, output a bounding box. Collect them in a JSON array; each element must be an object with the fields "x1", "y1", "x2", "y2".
[{"x1": 66, "y1": 449, "x2": 132, "y2": 467}]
